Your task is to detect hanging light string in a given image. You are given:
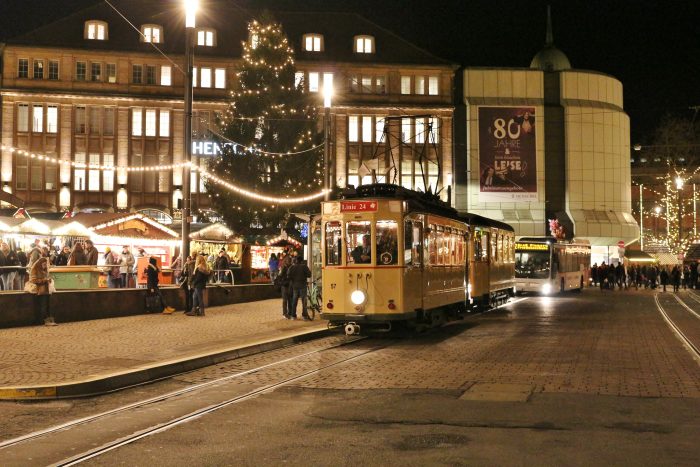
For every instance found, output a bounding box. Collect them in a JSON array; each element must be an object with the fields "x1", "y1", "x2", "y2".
[{"x1": 201, "y1": 126, "x2": 324, "y2": 157}]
